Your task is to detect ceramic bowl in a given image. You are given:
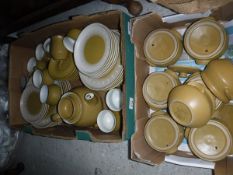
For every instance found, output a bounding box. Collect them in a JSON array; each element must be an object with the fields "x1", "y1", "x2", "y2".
[
  {"x1": 144, "y1": 29, "x2": 183, "y2": 67},
  {"x1": 63, "y1": 29, "x2": 81, "y2": 52},
  {"x1": 184, "y1": 18, "x2": 228, "y2": 64},
  {"x1": 189, "y1": 120, "x2": 232, "y2": 161},
  {"x1": 50, "y1": 35, "x2": 68, "y2": 60},
  {"x1": 106, "y1": 88, "x2": 122, "y2": 112},
  {"x1": 143, "y1": 70, "x2": 180, "y2": 109},
  {"x1": 168, "y1": 84, "x2": 213, "y2": 127},
  {"x1": 97, "y1": 110, "x2": 116, "y2": 133},
  {"x1": 201, "y1": 59, "x2": 233, "y2": 103},
  {"x1": 144, "y1": 111, "x2": 184, "y2": 154},
  {"x1": 40, "y1": 84, "x2": 62, "y2": 106}
]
